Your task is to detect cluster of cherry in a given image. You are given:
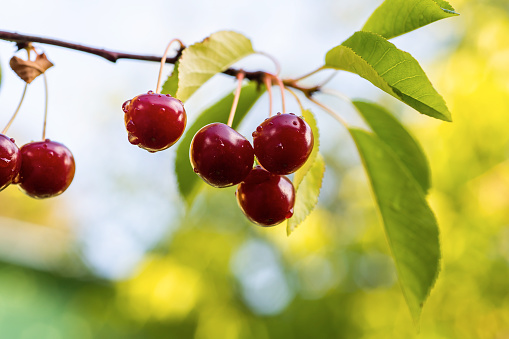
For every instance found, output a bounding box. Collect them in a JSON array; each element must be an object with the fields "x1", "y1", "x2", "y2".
[
  {"x1": 0, "y1": 135, "x2": 75, "y2": 198},
  {"x1": 122, "y1": 89, "x2": 313, "y2": 226}
]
